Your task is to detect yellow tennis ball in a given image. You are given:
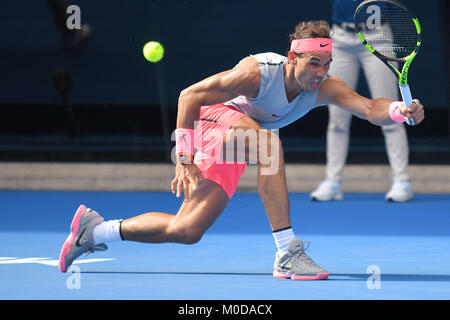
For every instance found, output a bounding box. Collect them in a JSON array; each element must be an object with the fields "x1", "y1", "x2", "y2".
[{"x1": 143, "y1": 41, "x2": 164, "y2": 63}]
